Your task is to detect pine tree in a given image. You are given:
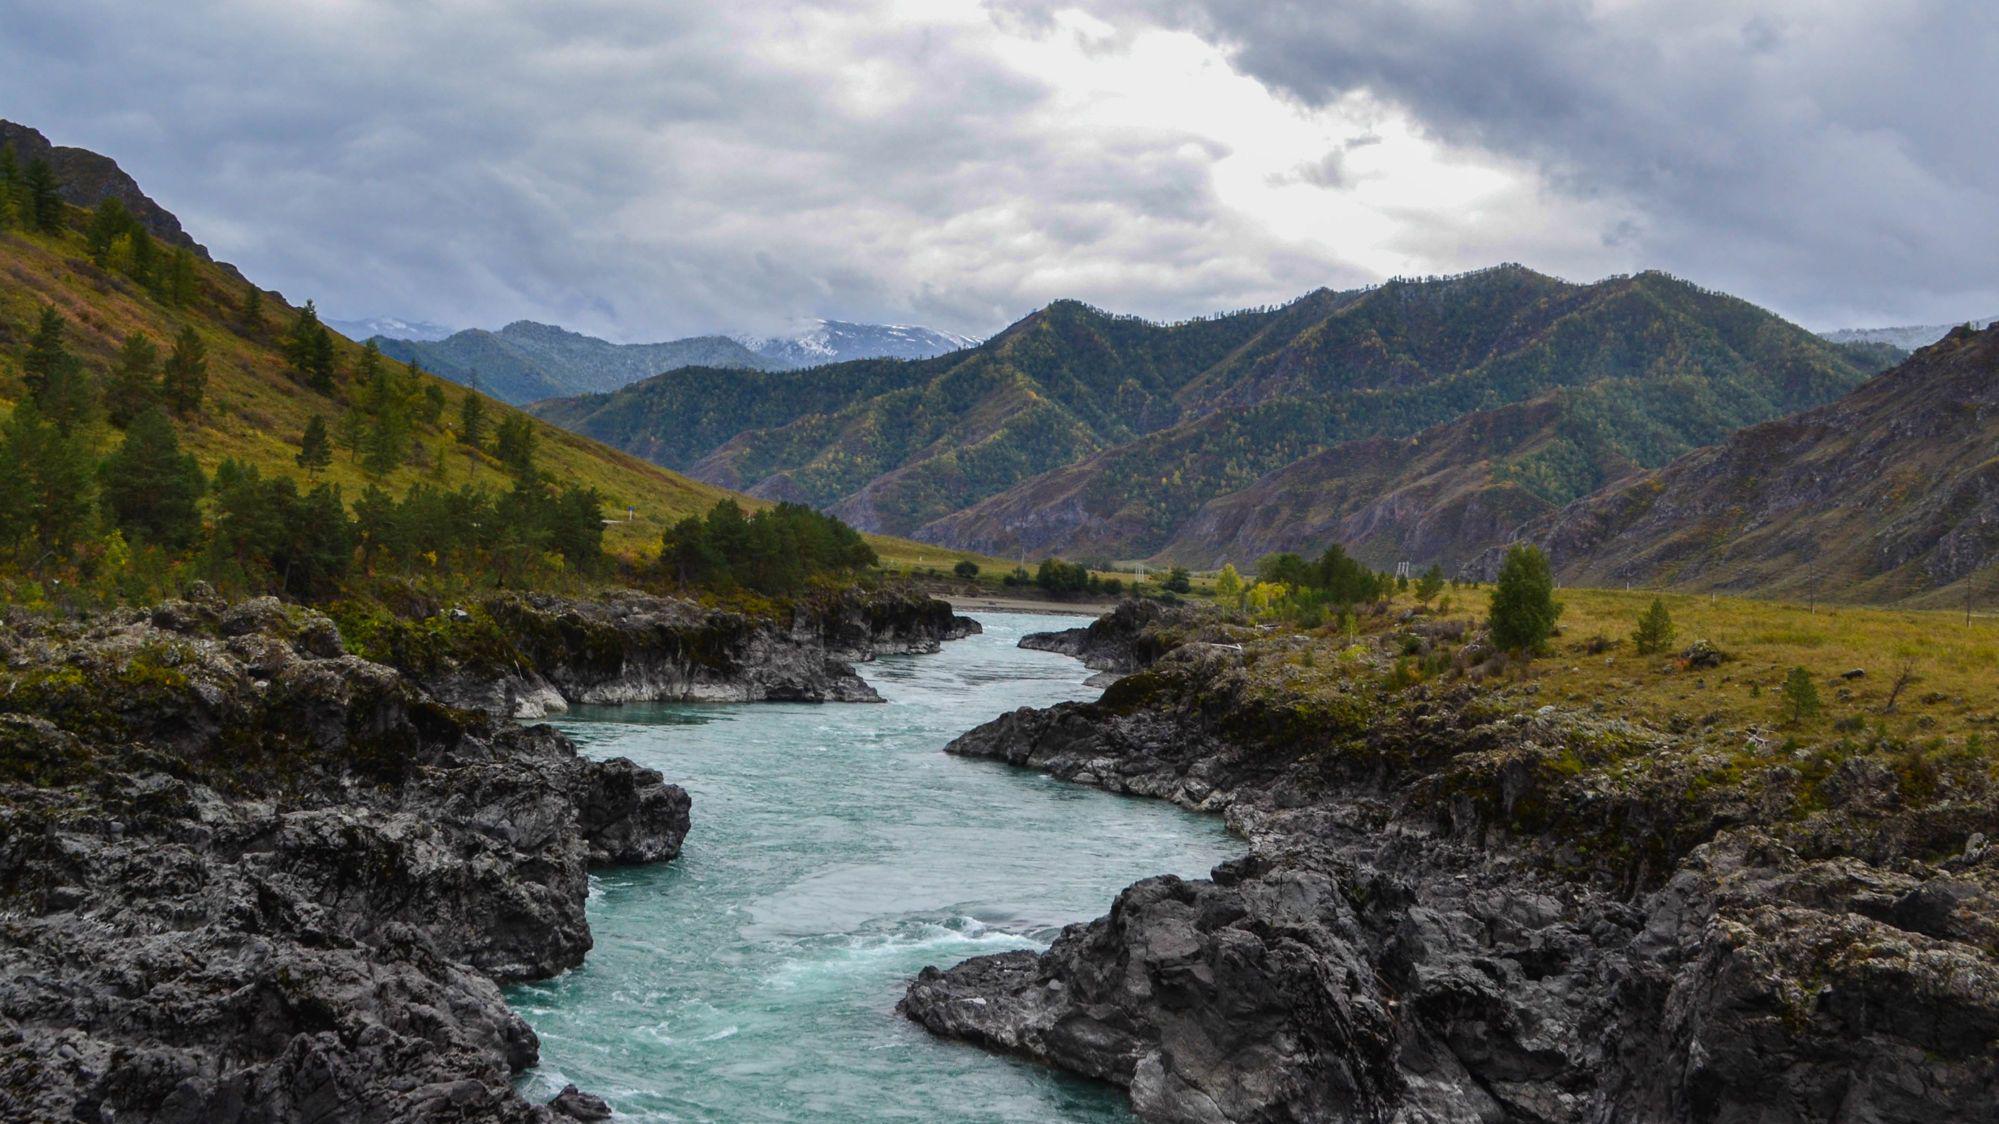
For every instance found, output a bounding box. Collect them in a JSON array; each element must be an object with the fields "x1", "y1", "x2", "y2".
[
  {"x1": 1487, "y1": 544, "x2": 1561, "y2": 654},
  {"x1": 0, "y1": 145, "x2": 18, "y2": 228},
  {"x1": 494, "y1": 413, "x2": 536, "y2": 475},
  {"x1": 105, "y1": 332, "x2": 162, "y2": 427},
  {"x1": 99, "y1": 408, "x2": 206, "y2": 549},
  {"x1": 160, "y1": 326, "x2": 209, "y2": 416},
  {"x1": 164, "y1": 248, "x2": 197, "y2": 306},
  {"x1": 1633, "y1": 598, "x2": 1676, "y2": 655},
  {"x1": 241, "y1": 286, "x2": 263, "y2": 331},
  {"x1": 286, "y1": 300, "x2": 336, "y2": 391},
  {"x1": 0, "y1": 399, "x2": 96, "y2": 561},
  {"x1": 127, "y1": 224, "x2": 157, "y2": 287},
  {"x1": 1414, "y1": 564, "x2": 1445, "y2": 604},
  {"x1": 24, "y1": 158, "x2": 63, "y2": 233},
  {"x1": 22, "y1": 306, "x2": 71, "y2": 400},
  {"x1": 1780, "y1": 667, "x2": 1821, "y2": 725},
  {"x1": 85, "y1": 198, "x2": 132, "y2": 266},
  {"x1": 458, "y1": 391, "x2": 488, "y2": 450},
  {"x1": 295, "y1": 415, "x2": 333, "y2": 476},
  {"x1": 337, "y1": 406, "x2": 368, "y2": 462}
]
